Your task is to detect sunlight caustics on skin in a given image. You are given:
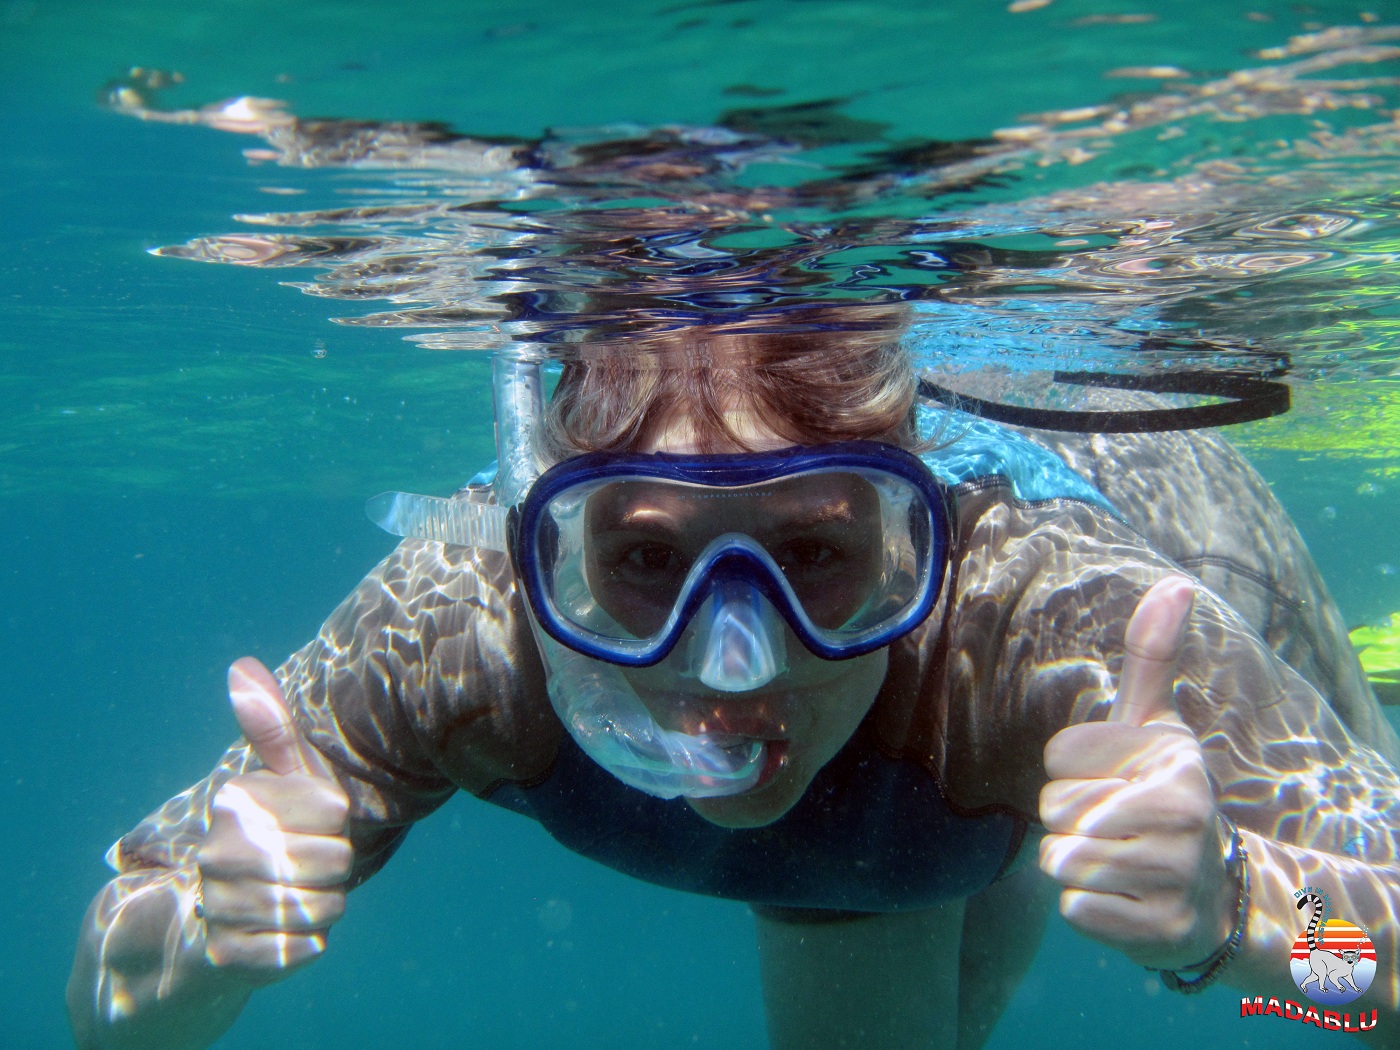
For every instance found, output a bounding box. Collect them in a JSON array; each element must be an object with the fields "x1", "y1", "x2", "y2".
[
  {"x1": 88, "y1": 472, "x2": 1400, "y2": 1007},
  {"x1": 66, "y1": 19, "x2": 1400, "y2": 1044},
  {"x1": 90, "y1": 869, "x2": 204, "y2": 1022},
  {"x1": 206, "y1": 783, "x2": 317, "y2": 969}
]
